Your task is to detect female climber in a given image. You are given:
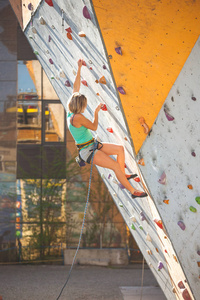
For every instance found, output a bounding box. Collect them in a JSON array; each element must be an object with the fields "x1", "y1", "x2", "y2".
[{"x1": 67, "y1": 59, "x2": 147, "y2": 199}]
